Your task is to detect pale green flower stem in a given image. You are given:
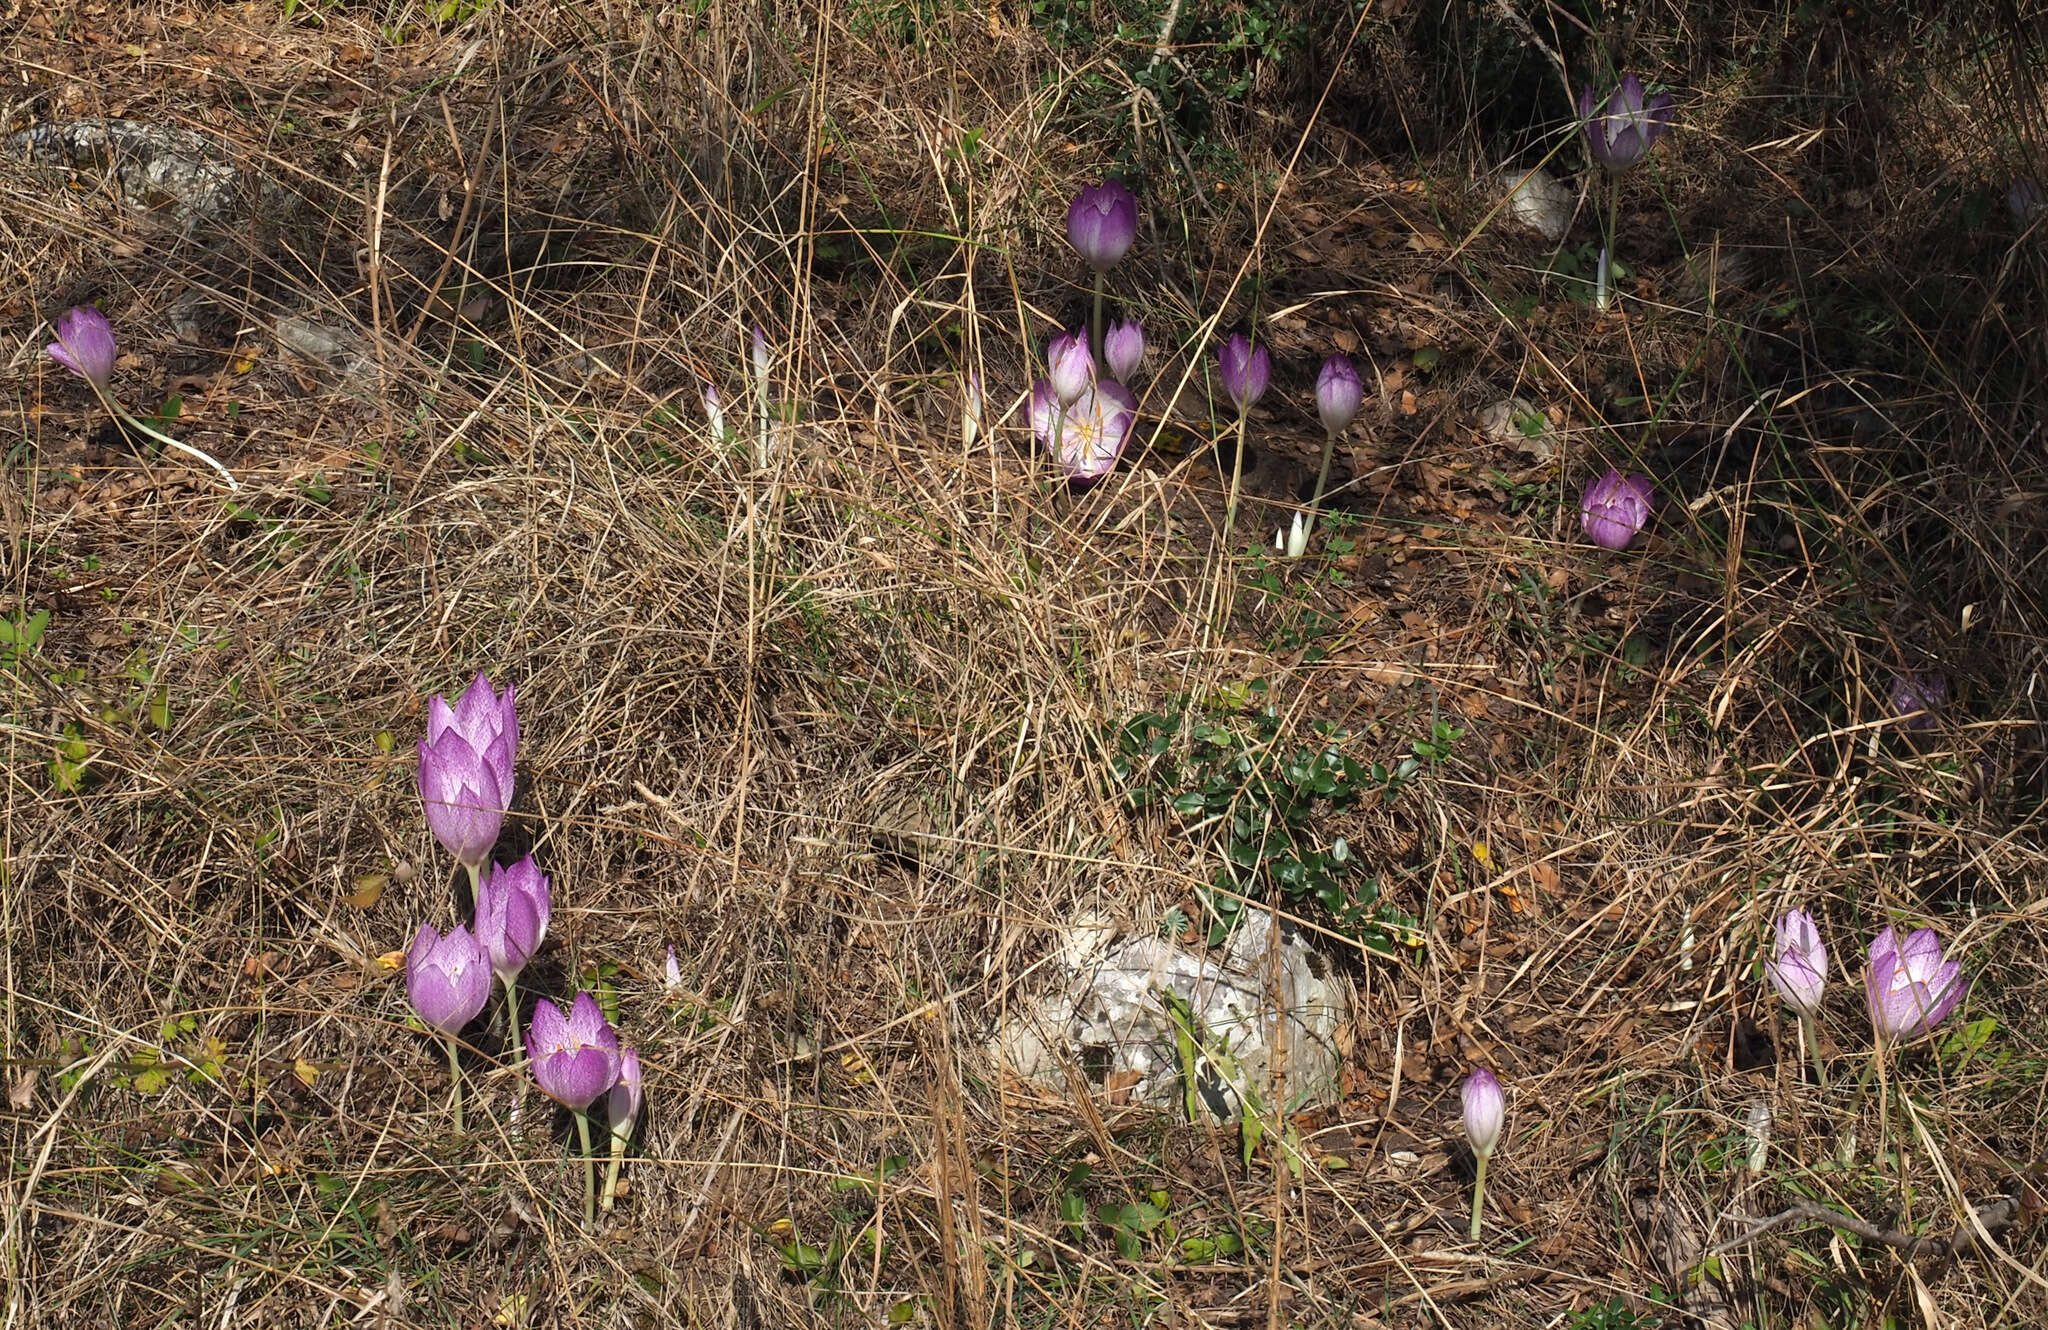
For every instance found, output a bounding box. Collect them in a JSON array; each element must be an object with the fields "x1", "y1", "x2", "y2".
[
  {"x1": 1468, "y1": 1149, "x2": 1491, "y2": 1242},
  {"x1": 1220, "y1": 407, "x2": 1250, "y2": 547},
  {"x1": 1799, "y1": 1015, "x2": 1829, "y2": 1092},
  {"x1": 445, "y1": 1036, "x2": 465, "y2": 1133},
  {"x1": 85, "y1": 380, "x2": 238, "y2": 490},
  {"x1": 754, "y1": 350, "x2": 773, "y2": 471},
  {"x1": 1305, "y1": 426, "x2": 1340, "y2": 546},
  {"x1": 503, "y1": 975, "x2": 521, "y2": 1049},
  {"x1": 602, "y1": 1127, "x2": 628, "y2": 1212},
  {"x1": 1089, "y1": 271, "x2": 1106, "y2": 364},
  {"x1": 575, "y1": 1110, "x2": 597, "y2": 1229},
  {"x1": 1595, "y1": 174, "x2": 1621, "y2": 310}
]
